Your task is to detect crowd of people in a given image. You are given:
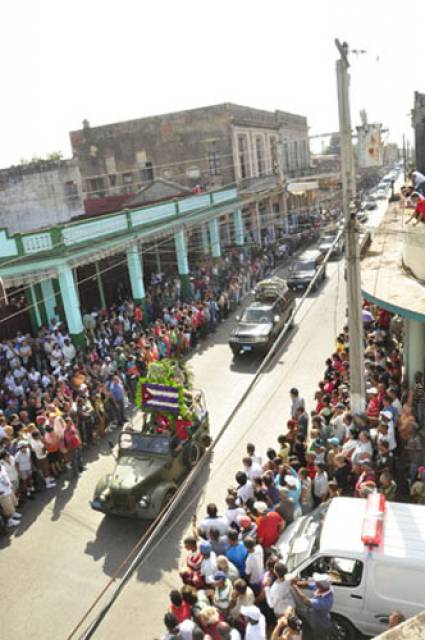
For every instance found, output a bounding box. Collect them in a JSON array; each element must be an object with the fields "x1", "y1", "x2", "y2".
[
  {"x1": 158, "y1": 301, "x2": 425, "y2": 640},
  {"x1": 0, "y1": 247, "x2": 281, "y2": 530}
]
